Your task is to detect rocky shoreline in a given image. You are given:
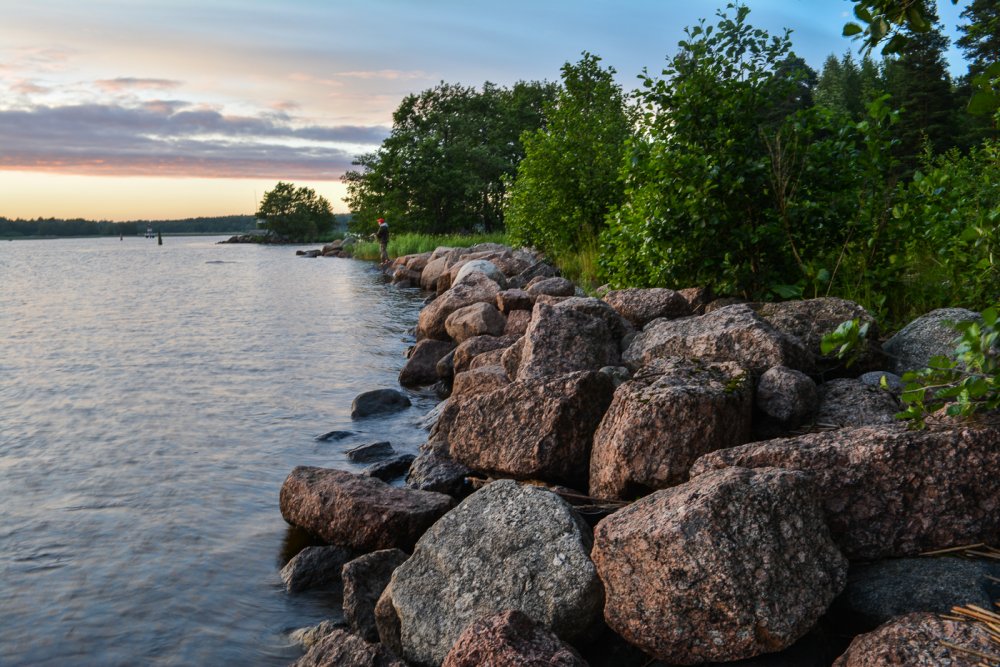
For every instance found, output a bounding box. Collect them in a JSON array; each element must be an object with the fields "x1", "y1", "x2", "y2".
[{"x1": 278, "y1": 243, "x2": 1000, "y2": 666}]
